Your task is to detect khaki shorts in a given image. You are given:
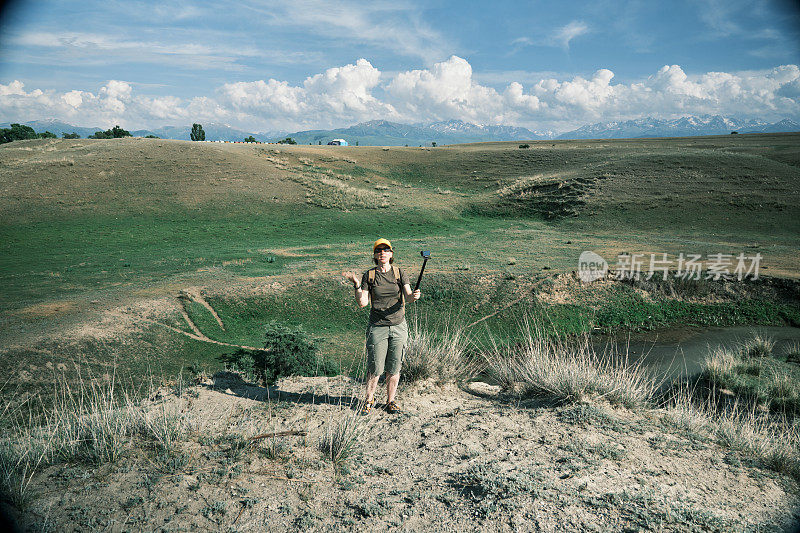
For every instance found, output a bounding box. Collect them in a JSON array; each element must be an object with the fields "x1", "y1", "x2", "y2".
[{"x1": 366, "y1": 320, "x2": 408, "y2": 377}]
